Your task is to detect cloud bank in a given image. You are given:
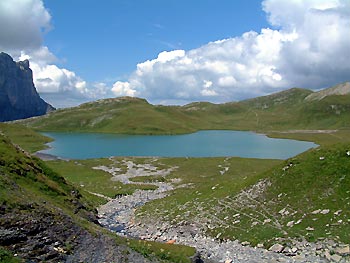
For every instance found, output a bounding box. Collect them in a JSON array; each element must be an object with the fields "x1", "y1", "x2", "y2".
[
  {"x1": 1, "y1": 0, "x2": 349, "y2": 107},
  {"x1": 113, "y1": 0, "x2": 350, "y2": 104}
]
